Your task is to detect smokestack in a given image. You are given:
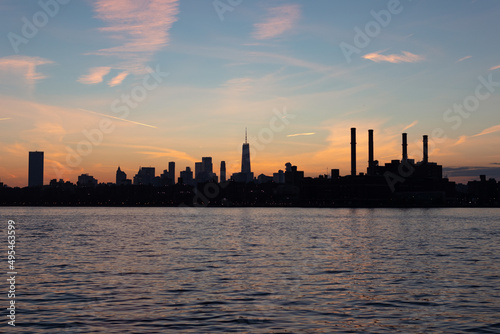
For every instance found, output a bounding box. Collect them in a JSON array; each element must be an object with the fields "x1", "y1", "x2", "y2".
[
  {"x1": 402, "y1": 133, "x2": 408, "y2": 162},
  {"x1": 351, "y1": 128, "x2": 356, "y2": 176},
  {"x1": 423, "y1": 135, "x2": 428, "y2": 163},
  {"x1": 368, "y1": 129, "x2": 374, "y2": 175}
]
